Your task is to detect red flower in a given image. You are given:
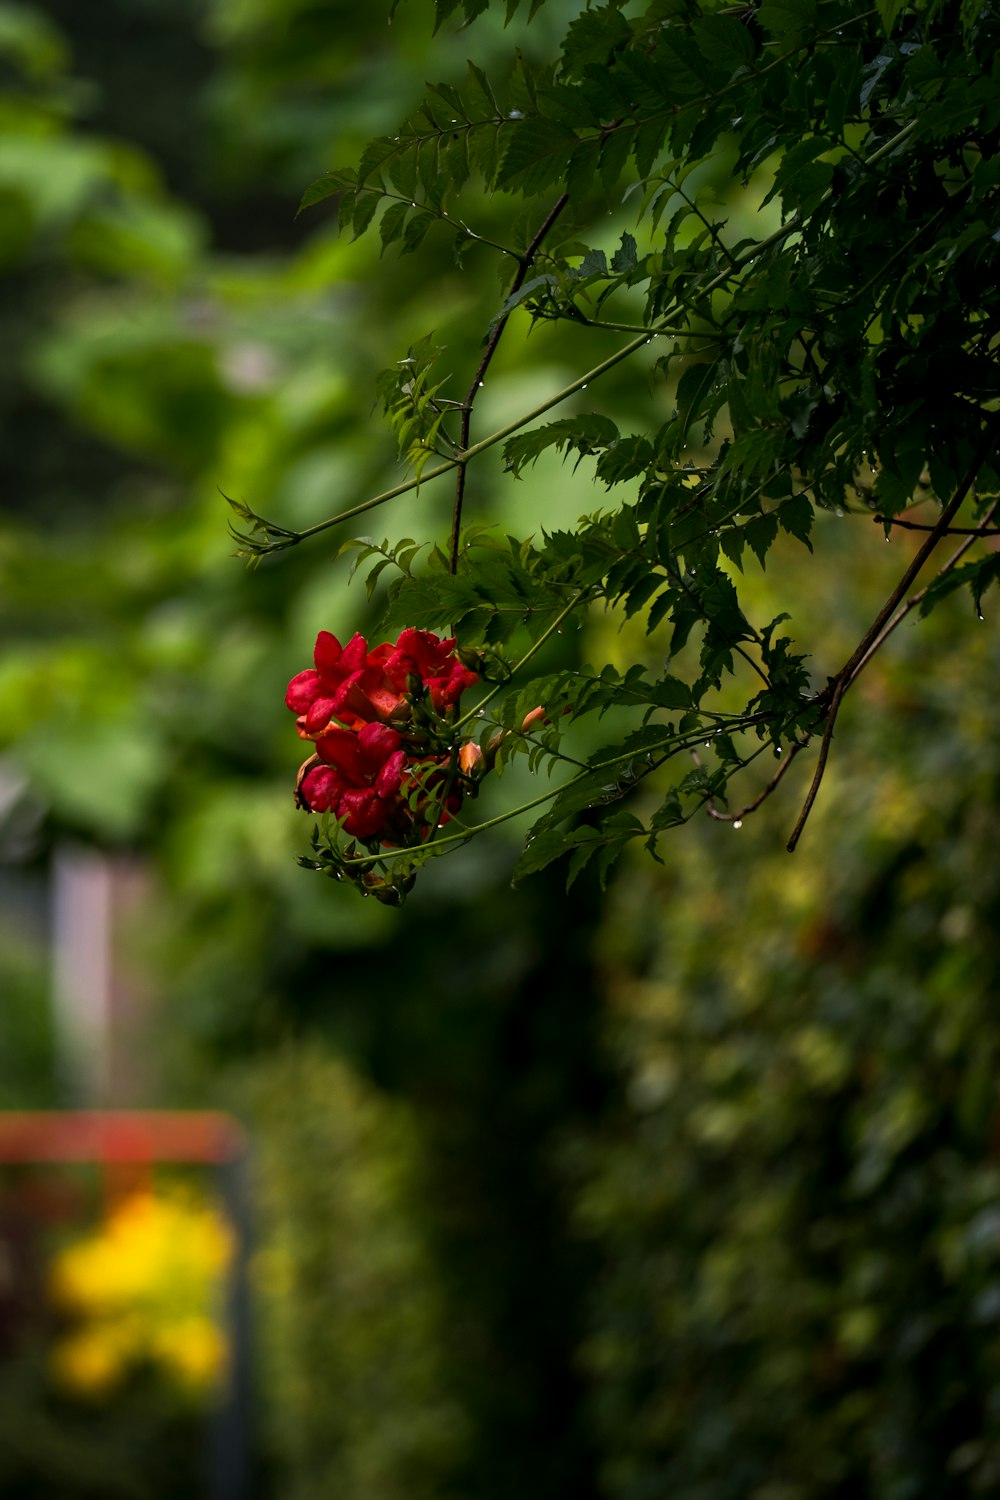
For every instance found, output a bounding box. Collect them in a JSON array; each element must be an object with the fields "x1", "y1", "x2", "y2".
[
  {"x1": 288, "y1": 627, "x2": 481, "y2": 847},
  {"x1": 297, "y1": 722, "x2": 407, "y2": 839},
  {"x1": 286, "y1": 628, "x2": 479, "y2": 741},
  {"x1": 383, "y1": 628, "x2": 479, "y2": 714},
  {"x1": 285, "y1": 631, "x2": 403, "y2": 735}
]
